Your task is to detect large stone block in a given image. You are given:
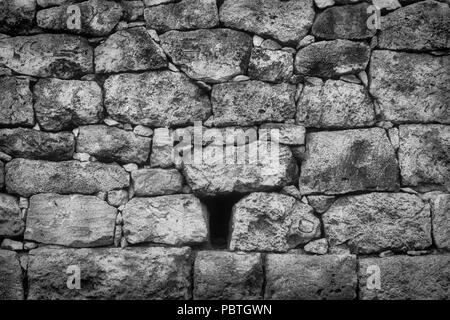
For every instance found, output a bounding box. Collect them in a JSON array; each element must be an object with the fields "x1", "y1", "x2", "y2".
[
  {"x1": 0, "y1": 193, "x2": 24, "y2": 238},
  {"x1": 431, "y1": 194, "x2": 450, "y2": 250},
  {"x1": 0, "y1": 0, "x2": 35, "y2": 33},
  {"x1": 0, "y1": 76, "x2": 34, "y2": 127},
  {"x1": 248, "y1": 48, "x2": 293, "y2": 83},
  {"x1": 0, "y1": 250, "x2": 24, "y2": 300},
  {"x1": 131, "y1": 168, "x2": 184, "y2": 196}
]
